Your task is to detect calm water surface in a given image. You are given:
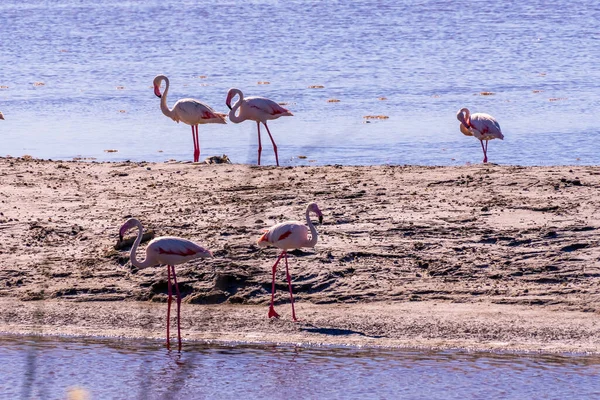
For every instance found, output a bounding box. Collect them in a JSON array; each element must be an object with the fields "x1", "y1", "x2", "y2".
[
  {"x1": 1, "y1": 0, "x2": 599, "y2": 165},
  {"x1": 1, "y1": 335, "x2": 600, "y2": 399}
]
